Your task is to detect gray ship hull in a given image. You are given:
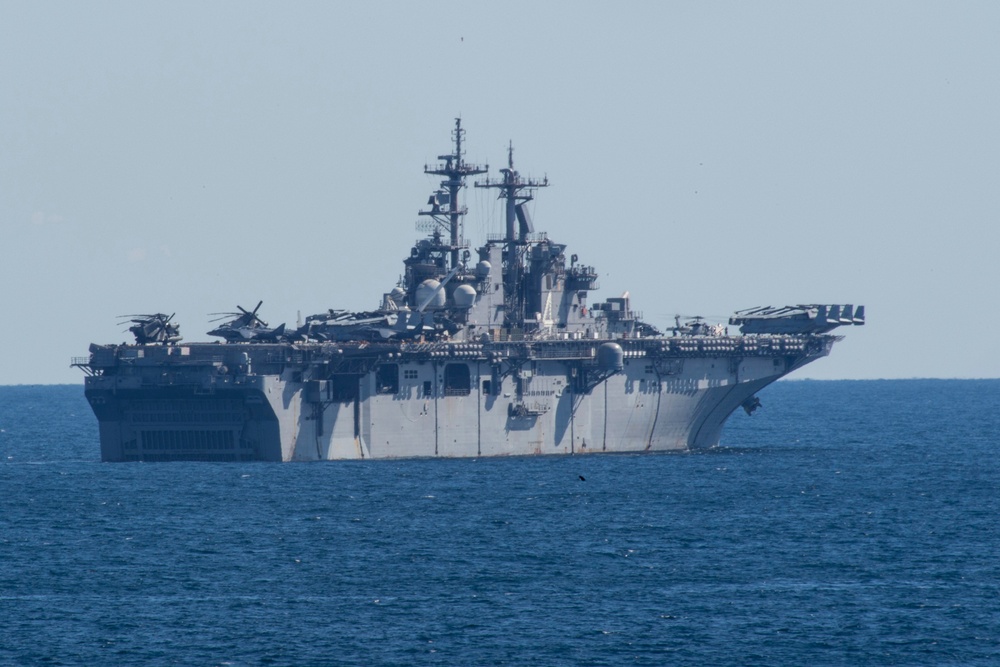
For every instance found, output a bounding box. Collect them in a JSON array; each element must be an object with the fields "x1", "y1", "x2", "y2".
[{"x1": 82, "y1": 337, "x2": 831, "y2": 462}]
